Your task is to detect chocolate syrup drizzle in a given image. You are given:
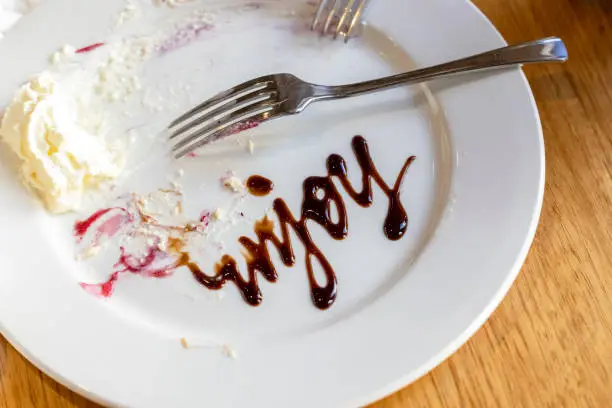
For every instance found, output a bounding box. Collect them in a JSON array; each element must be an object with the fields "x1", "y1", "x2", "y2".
[
  {"x1": 246, "y1": 175, "x2": 274, "y2": 196},
  {"x1": 178, "y1": 136, "x2": 416, "y2": 310}
]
